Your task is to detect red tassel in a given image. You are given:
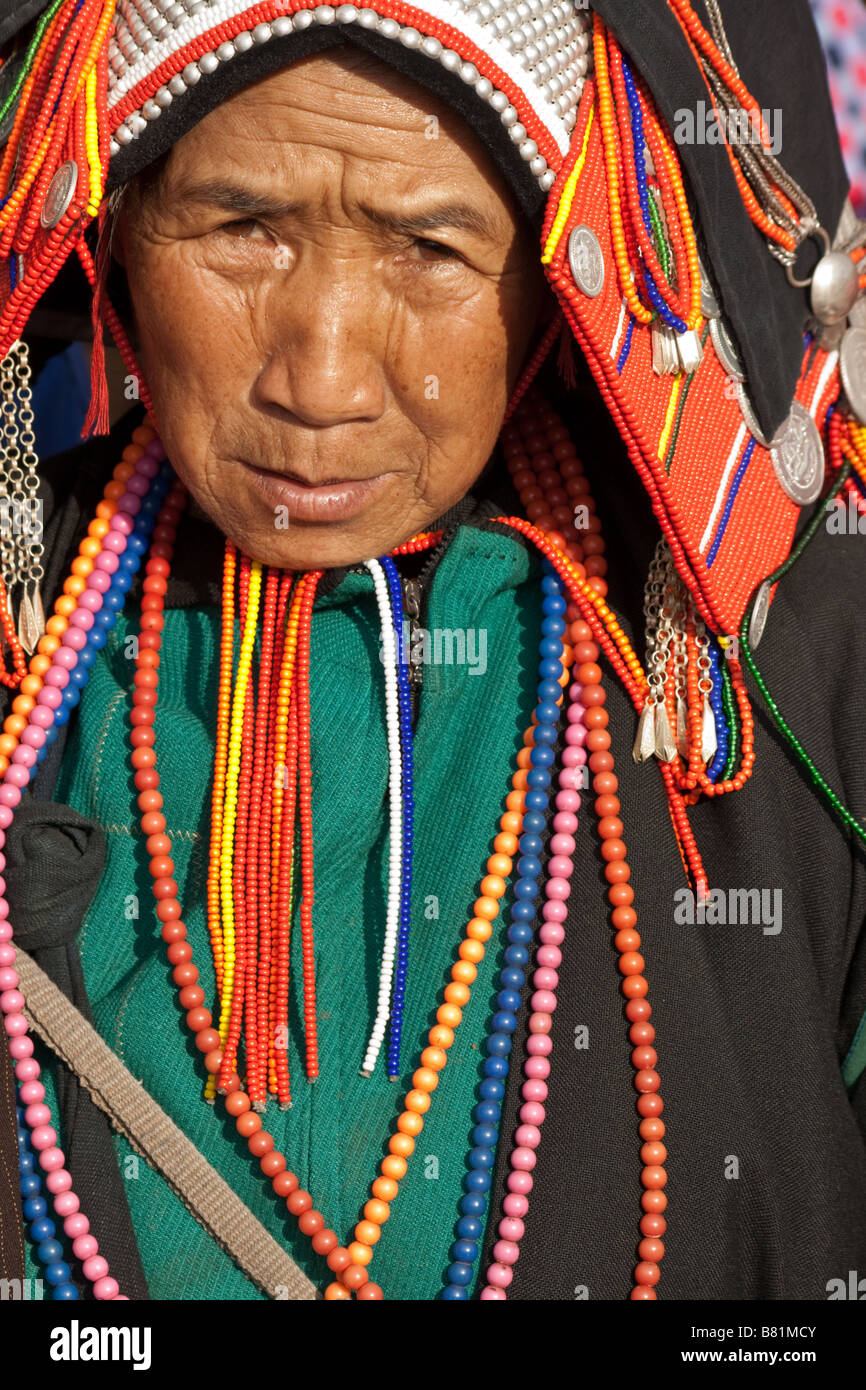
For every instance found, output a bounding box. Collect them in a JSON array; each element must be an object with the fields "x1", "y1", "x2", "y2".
[
  {"x1": 557, "y1": 316, "x2": 579, "y2": 389},
  {"x1": 79, "y1": 199, "x2": 111, "y2": 439}
]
